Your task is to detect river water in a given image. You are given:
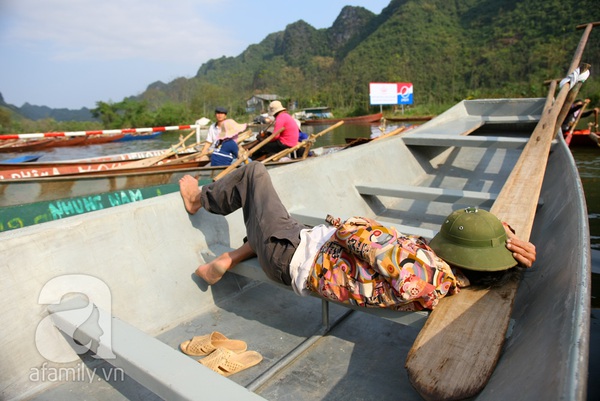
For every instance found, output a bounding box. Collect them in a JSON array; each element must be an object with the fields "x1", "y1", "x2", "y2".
[
  {"x1": 2, "y1": 123, "x2": 599, "y2": 398},
  {"x1": 3, "y1": 124, "x2": 599, "y2": 253}
]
